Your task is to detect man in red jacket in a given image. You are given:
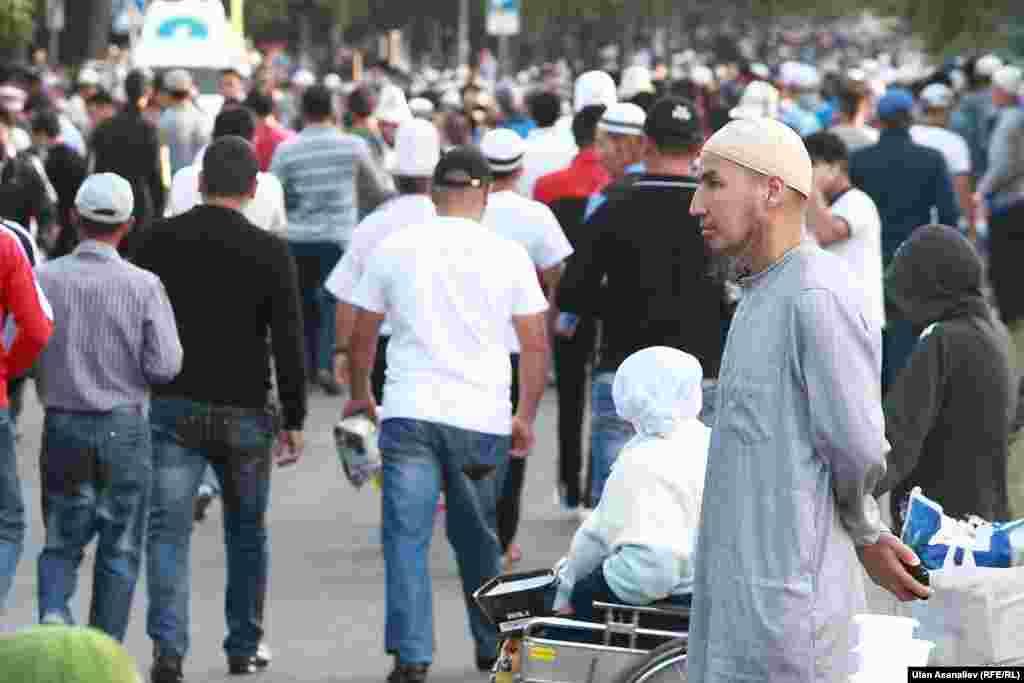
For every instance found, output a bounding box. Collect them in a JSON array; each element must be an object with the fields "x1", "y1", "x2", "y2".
[{"x1": 0, "y1": 228, "x2": 53, "y2": 610}]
